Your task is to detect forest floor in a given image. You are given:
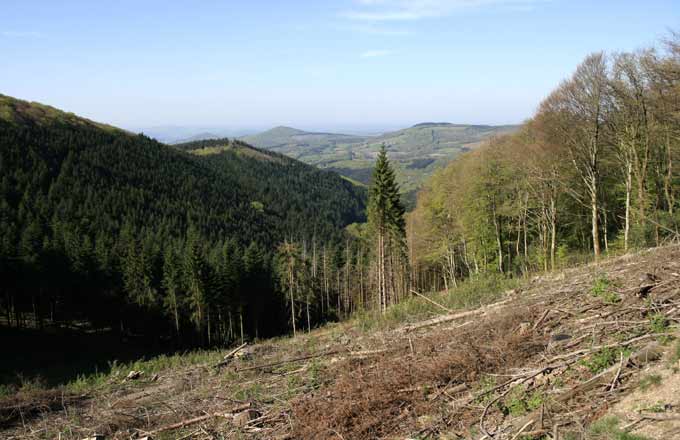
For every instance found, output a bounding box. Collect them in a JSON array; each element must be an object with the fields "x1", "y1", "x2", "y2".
[{"x1": 2, "y1": 245, "x2": 680, "y2": 440}]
